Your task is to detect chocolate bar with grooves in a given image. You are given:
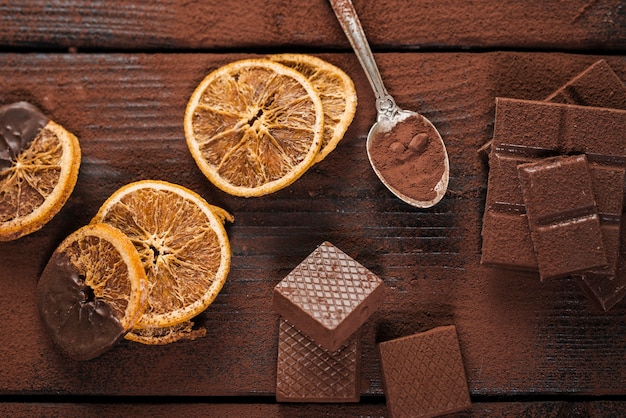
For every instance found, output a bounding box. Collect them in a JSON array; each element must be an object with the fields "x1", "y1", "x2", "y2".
[
  {"x1": 517, "y1": 154, "x2": 607, "y2": 280},
  {"x1": 481, "y1": 97, "x2": 626, "y2": 274}
]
